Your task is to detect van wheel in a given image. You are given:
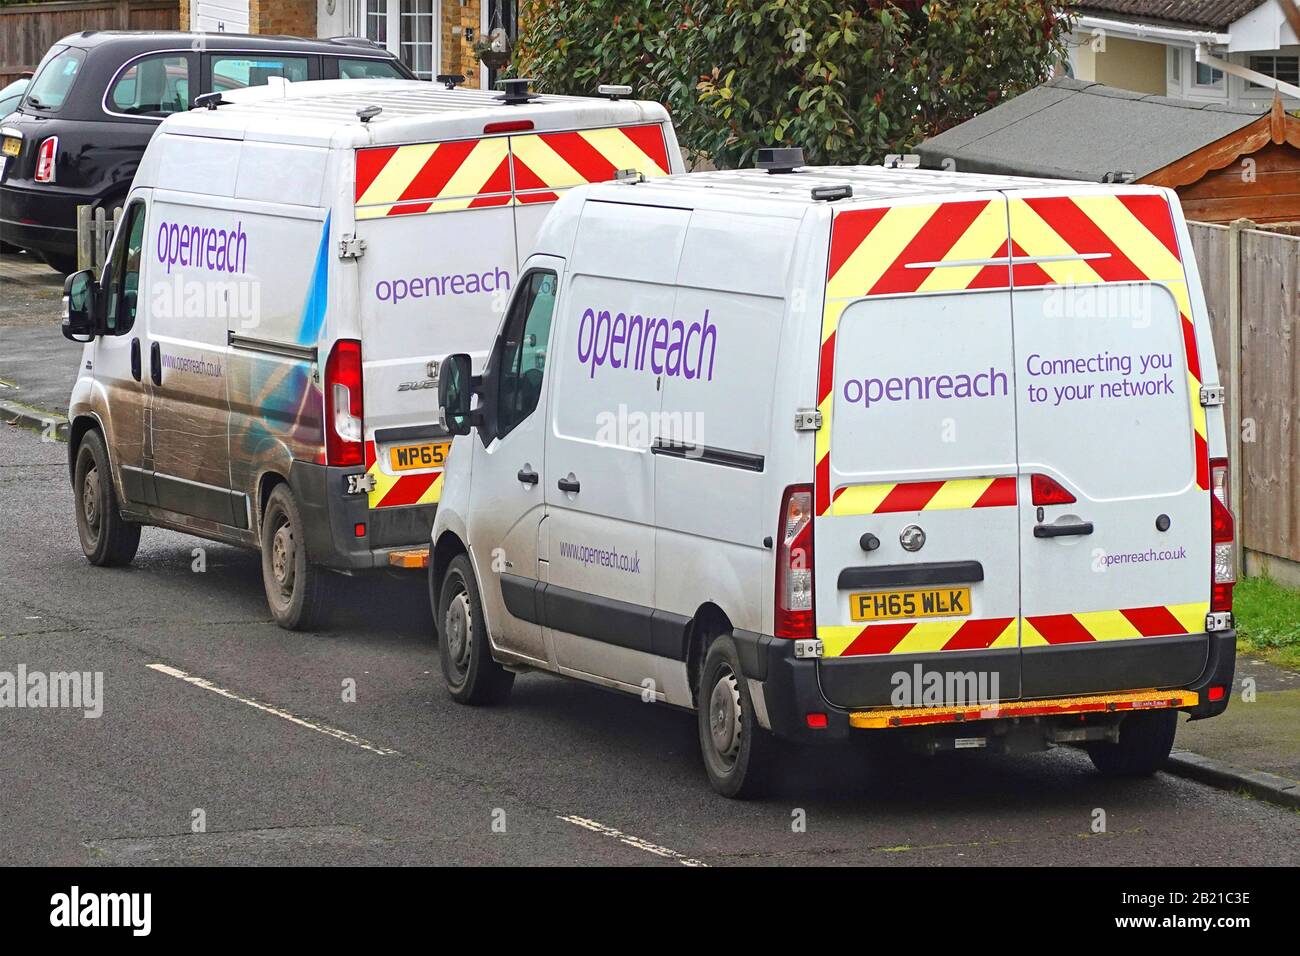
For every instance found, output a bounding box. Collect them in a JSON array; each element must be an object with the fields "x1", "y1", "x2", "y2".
[
  {"x1": 73, "y1": 429, "x2": 140, "y2": 566},
  {"x1": 698, "y1": 635, "x2": 779, "y2": 799},
  {"x1": 438, "y1": 554, "x2": 513, "y2": 705},
  {"x1": 1085, "y1": 710, "x2": 1178, "y2": 777},
  {"x1": 260, "y1": 484, "x2": 330, "y2": 631}
]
